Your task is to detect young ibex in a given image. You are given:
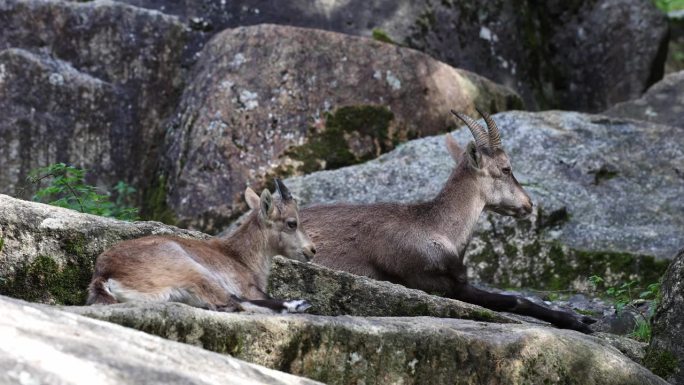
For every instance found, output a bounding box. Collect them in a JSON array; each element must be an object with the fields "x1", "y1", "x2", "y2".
[
  {"x1": 88, "y1": 179, "x2": 316, "y2": 314},
  {"x1": 301, "y1": 110, "x2": 595, "y2": 333}
]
